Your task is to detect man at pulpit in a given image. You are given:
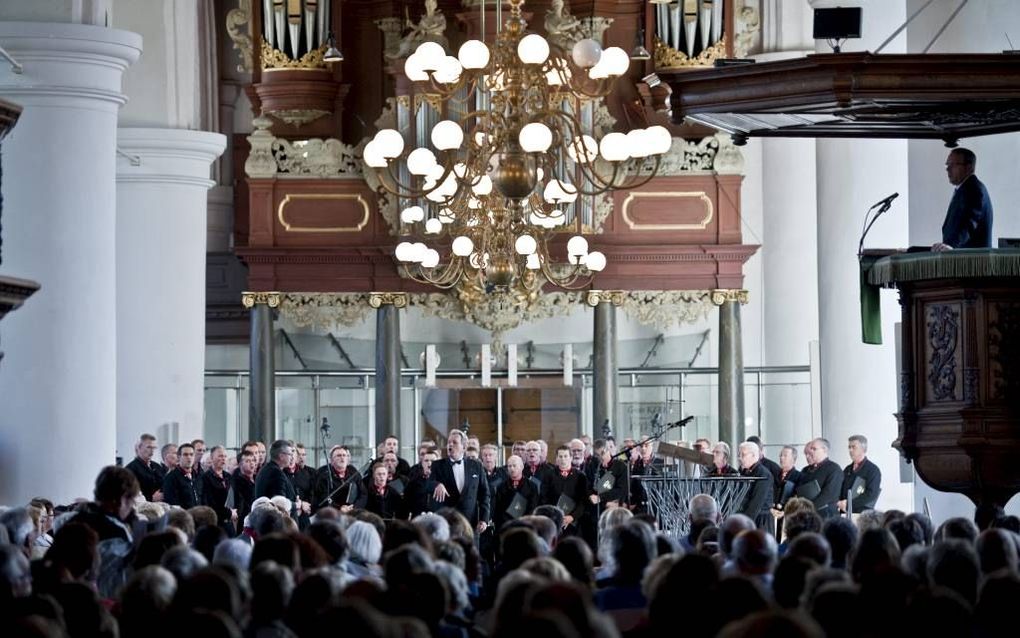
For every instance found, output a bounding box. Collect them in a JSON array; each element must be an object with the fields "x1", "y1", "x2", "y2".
[{"x1": 932, "y1": 147, "x2": 993, "y2": 251}]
